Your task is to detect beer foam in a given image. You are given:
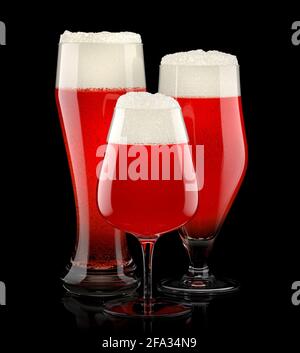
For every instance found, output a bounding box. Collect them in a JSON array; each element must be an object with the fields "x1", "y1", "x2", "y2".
[
  {"x1": 161, "y1": 50, "x2": 238, "y2": 66},
  {"x1": 116, "y1": 92, "x2": 180, "y2": 109},
  {"x1": 108, "y1": 92, "x2": 188, "y2": 144},
  {"x1": 159, "y1": 50, "x2": 240, "y2": 98},
  {"x1": 60, "y1": 31, "x2": 142, "y2": 44},
  {"x1": 56, "y1": 31, "x2": 145, "y2": 89}
]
